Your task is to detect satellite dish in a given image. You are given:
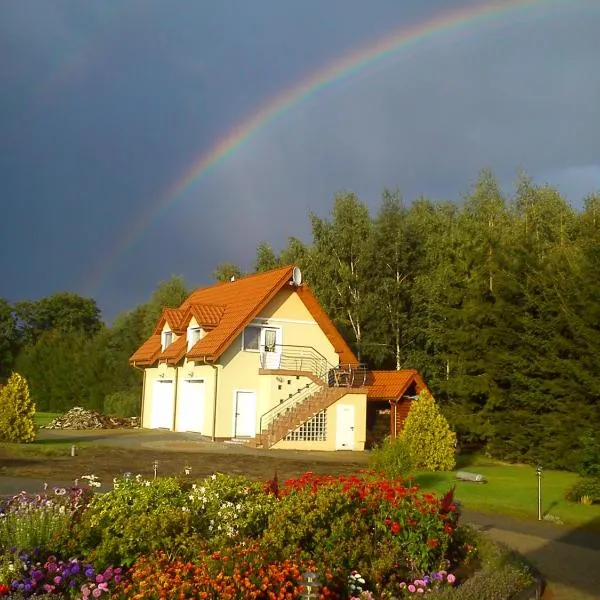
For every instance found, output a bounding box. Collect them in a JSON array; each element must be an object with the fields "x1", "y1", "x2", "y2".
[{"x1": 292, "y1": 266, "x2": 302, "y2": 286}]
